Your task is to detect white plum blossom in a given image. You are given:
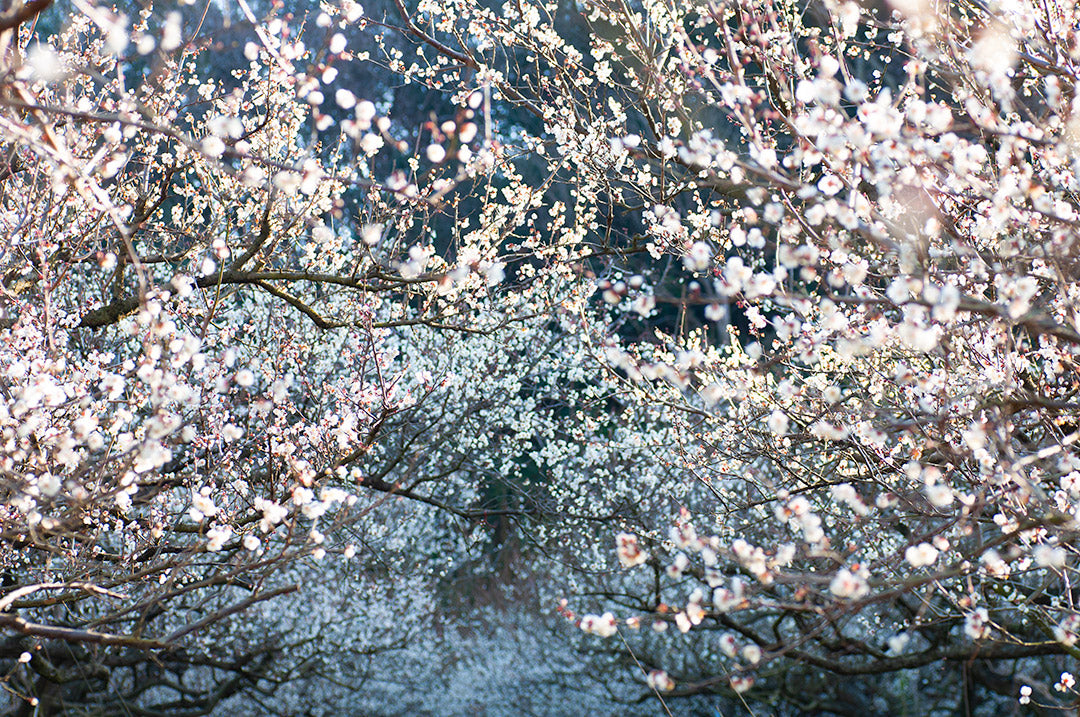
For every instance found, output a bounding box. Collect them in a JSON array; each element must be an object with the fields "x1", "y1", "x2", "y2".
[
  {"x1": 206, "y1": 525, "x2": 232, "y2": 552},
  {"x1": 830, "y1": 569, "x2": 869, "y2": 599},
  {"x1": 579, "y1": 612, "x2": 618, "y2": 637},
  {"x1": 965, "y1": 609, "x2": 992, "y2": 640},
  {"x1": 615, "y1": 533, "x2": 648, "y2": 568},
  {"x1": 905, "y1": 543, "x2": 939, "y2": 568},
  {"x1": 7, "y1": 0, "x2": 1080, "y2": 711}
]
